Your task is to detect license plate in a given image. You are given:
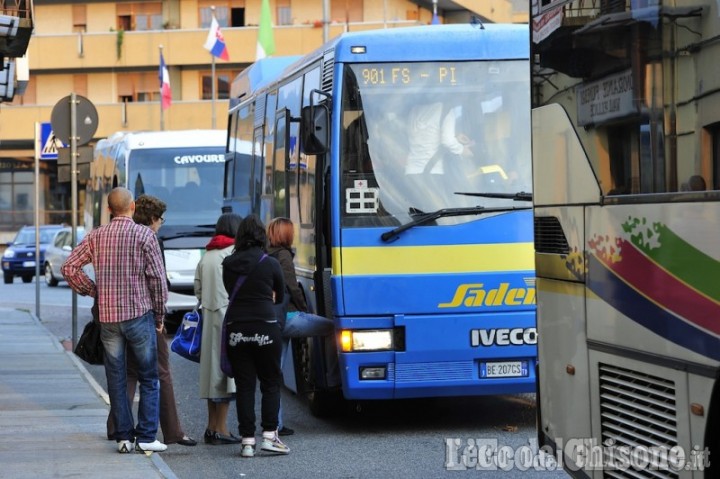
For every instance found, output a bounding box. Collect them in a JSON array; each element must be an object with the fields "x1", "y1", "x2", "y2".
[
  {"x1": 22, "y1": 261, "x2": 36, "y2": 267},
  {"x1": 480, "y1": 360, "x2": 529, "y2": 378}
]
